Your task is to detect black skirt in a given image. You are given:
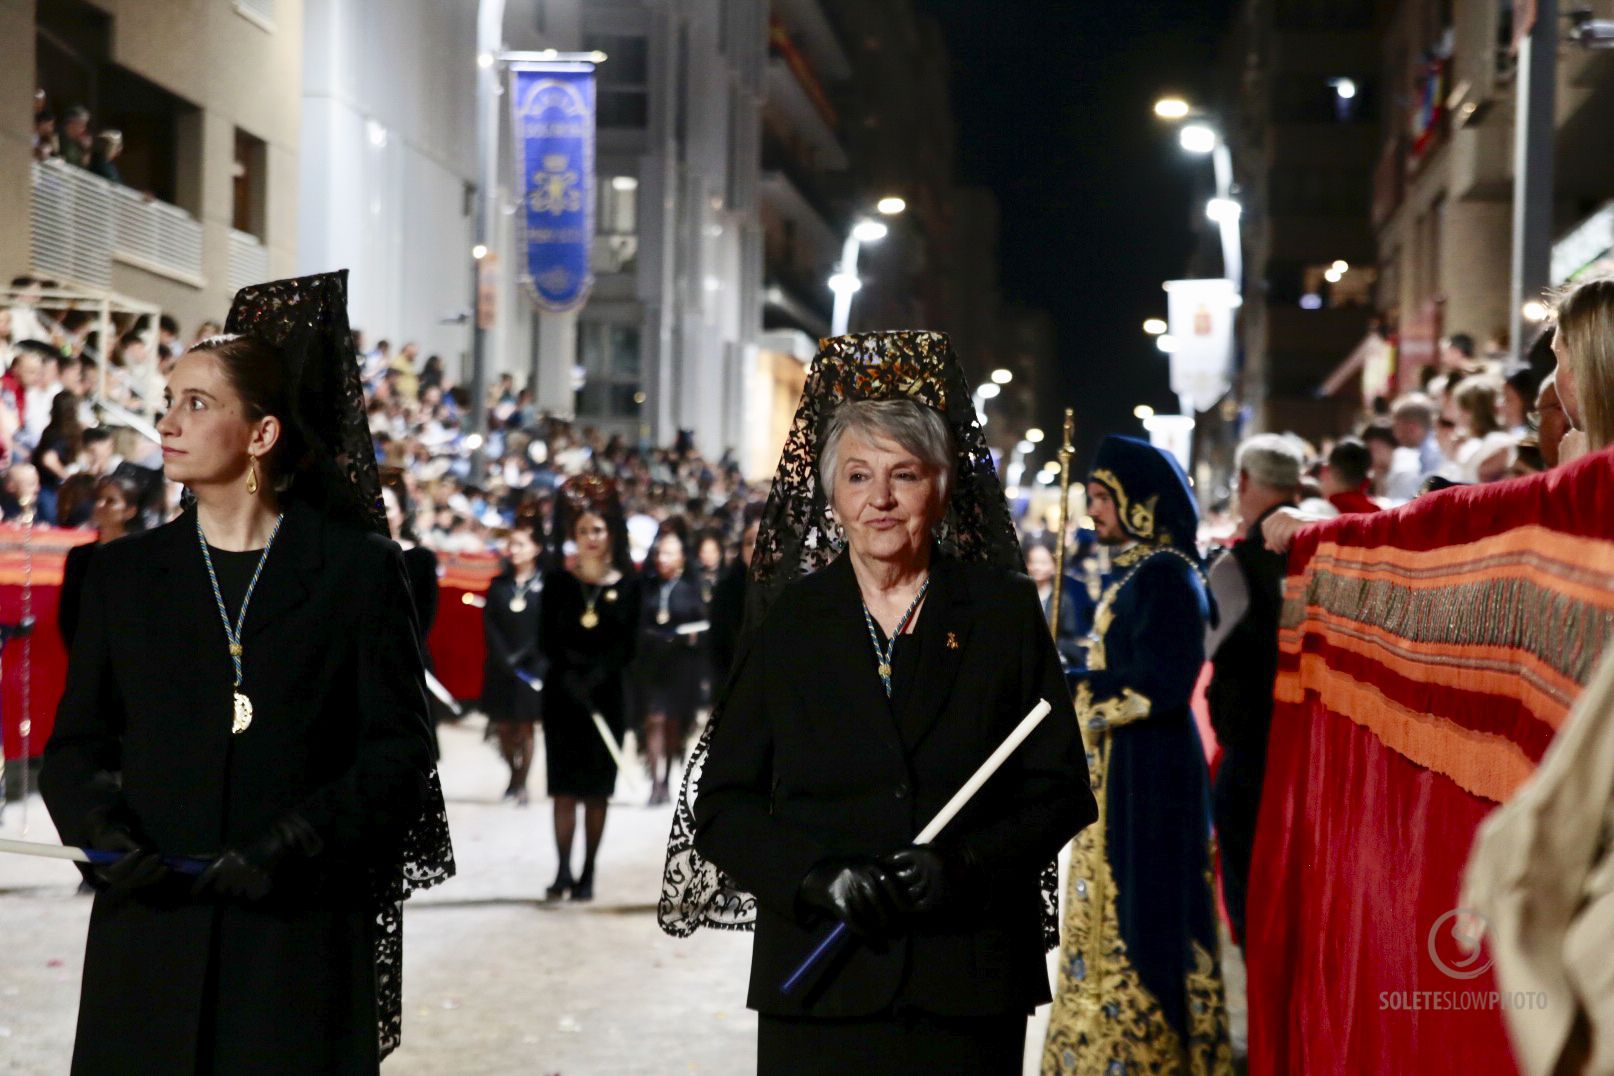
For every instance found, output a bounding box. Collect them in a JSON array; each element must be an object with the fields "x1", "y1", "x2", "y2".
[{"x1": 757, "y1": 1010, "x2": 1026, "y2": 1075}]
